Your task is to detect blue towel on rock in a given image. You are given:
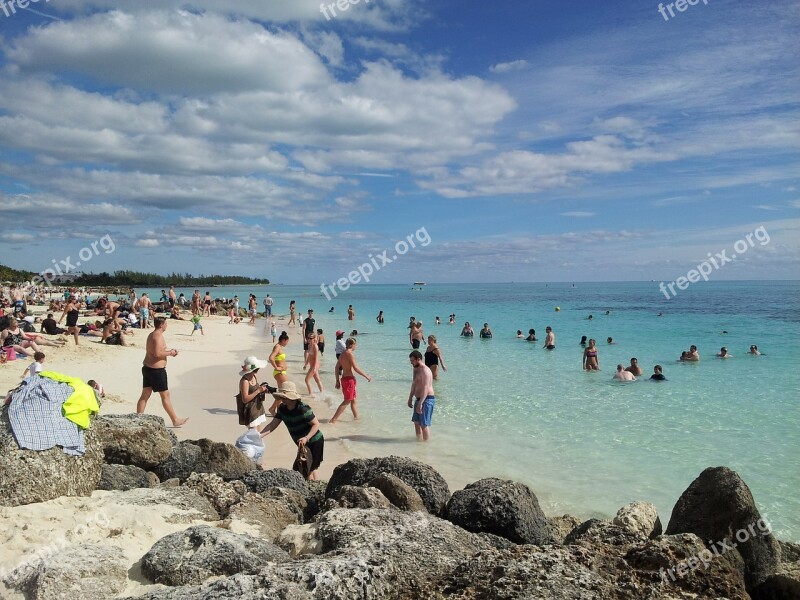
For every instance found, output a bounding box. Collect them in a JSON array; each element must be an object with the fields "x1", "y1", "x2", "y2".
[{"x1": 8, "y1": 375, "x2": 85, "y2": 455}]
